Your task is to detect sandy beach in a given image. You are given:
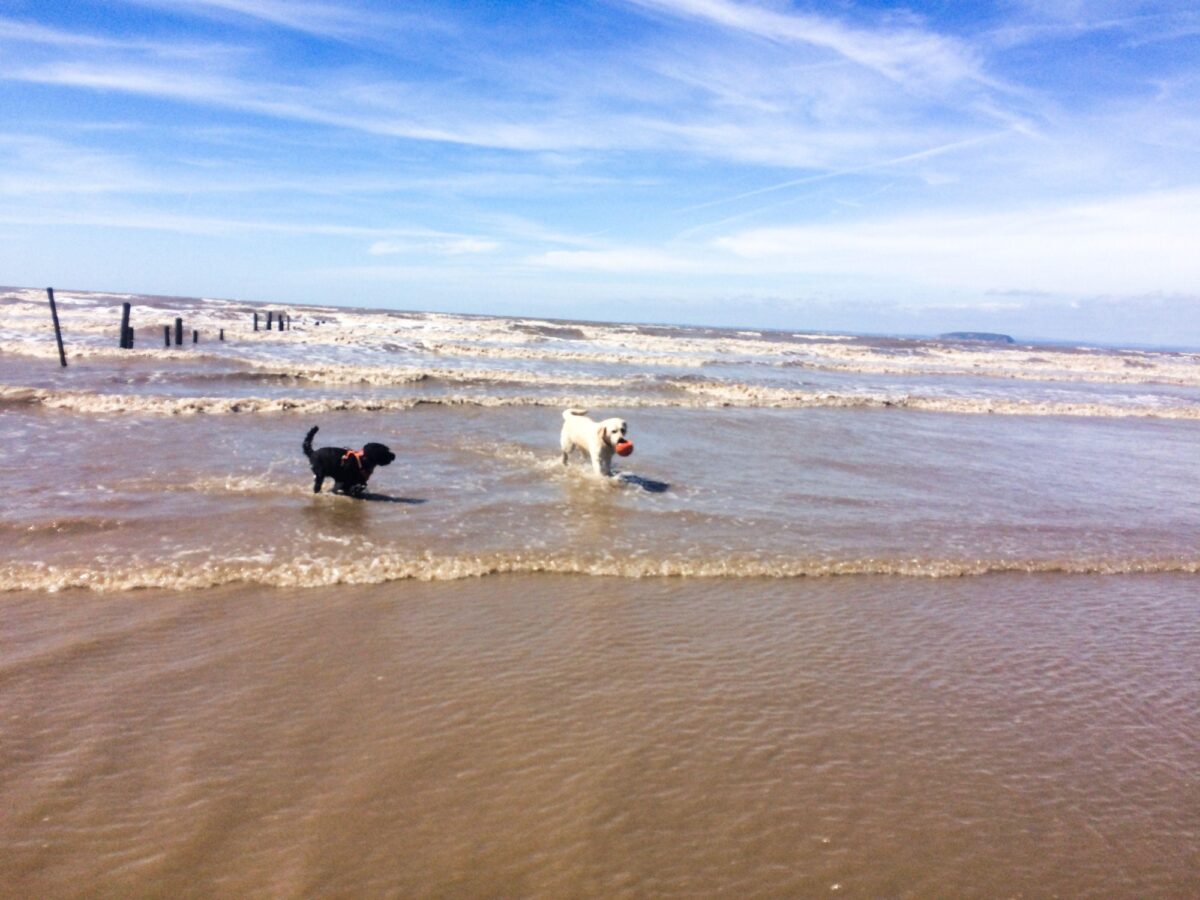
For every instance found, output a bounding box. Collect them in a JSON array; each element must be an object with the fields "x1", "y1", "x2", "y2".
[{"x1": 3, "y1": 574, "x2": 1198, "y2": 897}]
